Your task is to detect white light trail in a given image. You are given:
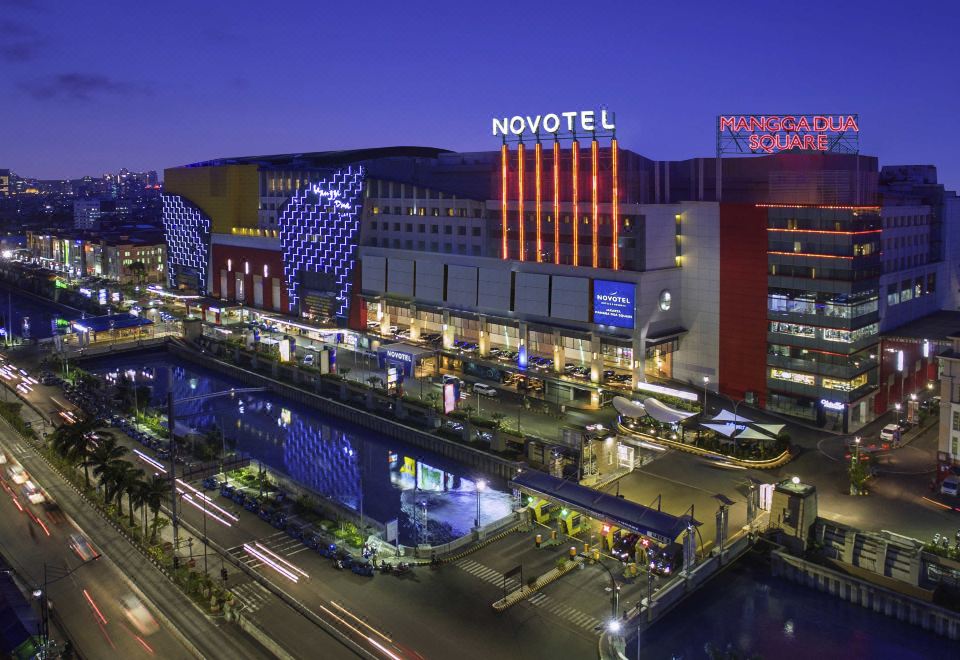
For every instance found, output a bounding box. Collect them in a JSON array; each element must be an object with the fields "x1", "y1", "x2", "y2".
[
  {"x1": 243, "y1": 544, "x2": 299, "y2": 582},
  {"x1": 254, "y1": 542, "x2": 308, "y2": 578}
]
